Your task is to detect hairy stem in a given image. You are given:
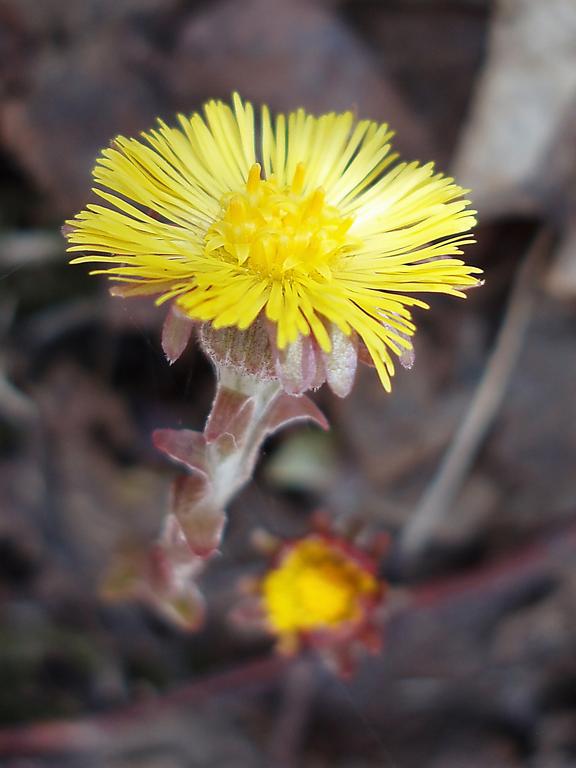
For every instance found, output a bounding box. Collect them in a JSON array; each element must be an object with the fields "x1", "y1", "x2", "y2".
[{"x1": 208, "y1": 369, "x2": 282, "y2": 508}]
